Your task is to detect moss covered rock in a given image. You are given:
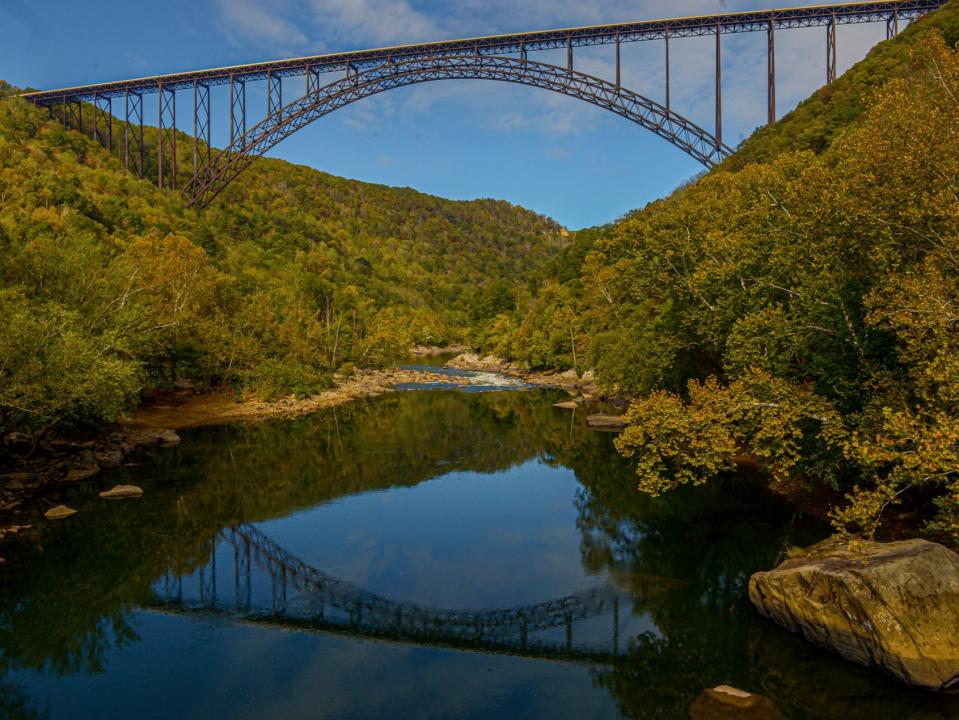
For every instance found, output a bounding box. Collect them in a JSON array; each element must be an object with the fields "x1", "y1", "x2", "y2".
[{"x1": 749, "y1": 537, "x2": 959, "y2": 690}]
